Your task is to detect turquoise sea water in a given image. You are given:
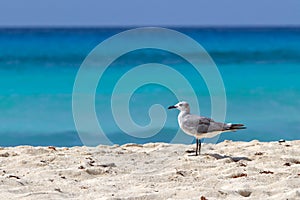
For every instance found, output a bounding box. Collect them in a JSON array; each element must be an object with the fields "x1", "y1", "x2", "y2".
[{"x1": 0, "y1": 27, "x2": 299, "y2": 146}]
